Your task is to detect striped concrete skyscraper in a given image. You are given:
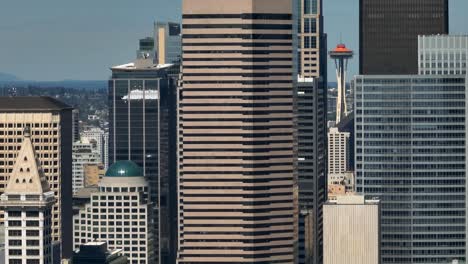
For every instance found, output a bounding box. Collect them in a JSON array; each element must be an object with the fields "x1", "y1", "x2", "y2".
[{"x1": 177, "y1": 0, "x2": 297, "y2": 263}]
